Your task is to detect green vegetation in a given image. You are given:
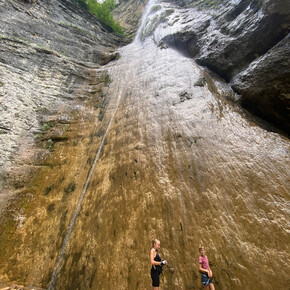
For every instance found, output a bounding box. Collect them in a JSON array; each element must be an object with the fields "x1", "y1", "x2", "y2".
[
  {"x1": 46, "y1": 139, "x2": 54, "y2": 150},
  {"x1": 41, "y1": 121, "x2": 55, "y2": 132},
  {"x1": 0, "y1": 81, "x2": 4, "y2": 87},
  {"x1": 104, "y1": 75, "x2": 111, "y2": 86},
  {"x1": 150, "y1": 4, "x2": 162, "y2": 13},
  {"x1": 35, "y1": 133, "x2": 42, "y2": 139},
  {"x1": 191, "y1": 0, "x2": 226, "y2": 9},
  {"x1": 41, "y1": 123, "x2": 50, "y2": 131},
  {"x1": 35, "y1": 122, "x2": 57, "y2": 150},
  {"x1": 76, "y1": 0, "x2": 123, "y2": 34}
]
